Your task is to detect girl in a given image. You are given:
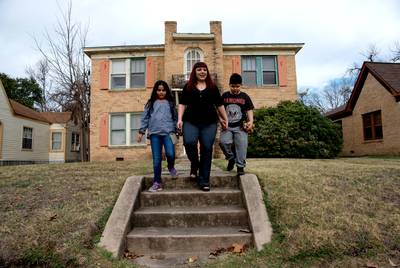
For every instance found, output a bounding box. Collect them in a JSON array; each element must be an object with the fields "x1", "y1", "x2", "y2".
[
  {"x1": 137, "y1": 80, "x2": 178, "y2": 192},
  {"x1": 177, "y1": 62, "x2": 228, "y2": 191}
]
